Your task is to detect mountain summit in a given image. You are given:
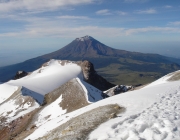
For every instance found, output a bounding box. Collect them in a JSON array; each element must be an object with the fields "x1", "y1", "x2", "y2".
[
  {"x1": 75, "y1": 35, "x2": 94, "y2": 41},
  {"x1": 0, "y1": 35, "x2": 180, "y2": 84},
  {"x1": 41, "y1": 35, "x2": 172, "y2": 63},
  {"x1": 42, "y1": 35, "x2": 122, "y2": 59}
]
